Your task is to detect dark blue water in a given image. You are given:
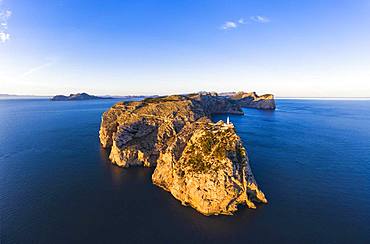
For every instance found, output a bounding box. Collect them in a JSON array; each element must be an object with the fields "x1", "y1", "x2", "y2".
[{"x1": 1, "y1": 99, "x2": 370, "y2": 243}]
